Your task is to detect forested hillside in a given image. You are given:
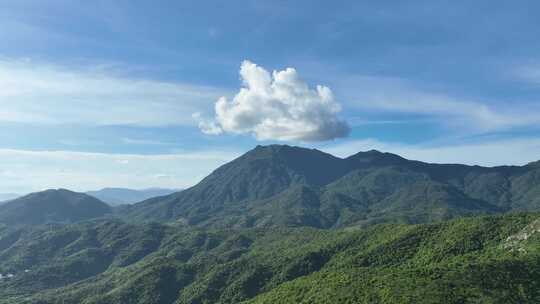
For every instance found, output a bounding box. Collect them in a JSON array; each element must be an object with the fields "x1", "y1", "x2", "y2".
[{"x1": 0, "y1": 213, "x2": 538, "y2": 303}]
